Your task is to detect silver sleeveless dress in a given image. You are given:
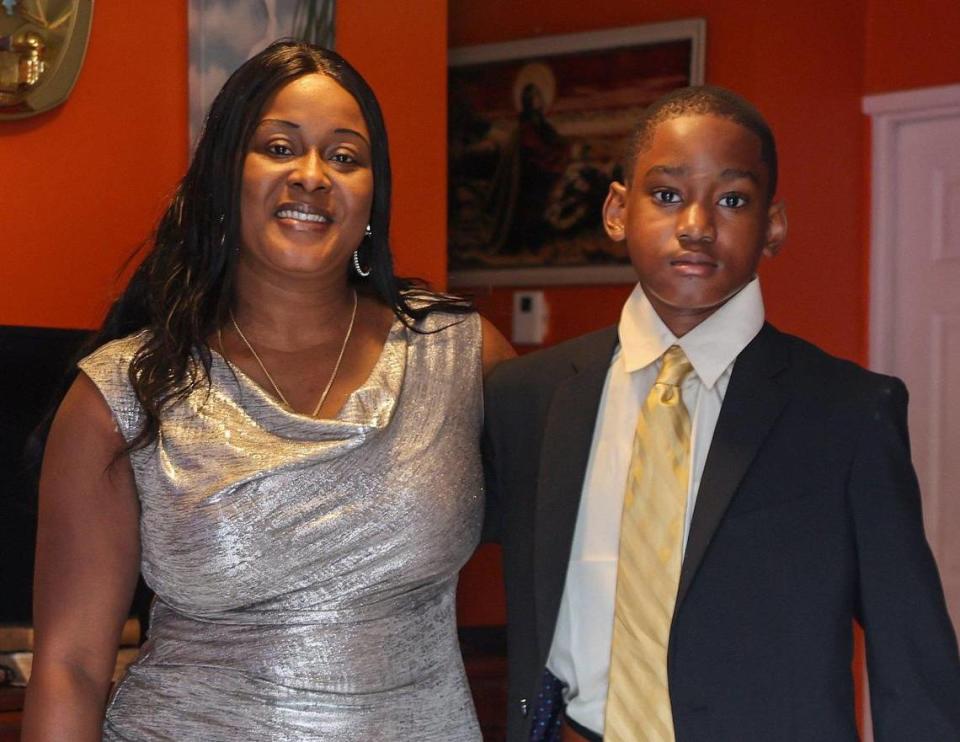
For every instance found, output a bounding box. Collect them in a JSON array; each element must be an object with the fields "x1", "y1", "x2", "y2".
[{"x1": 79, "y1": 312, "x2": 484, "y2": 741}]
